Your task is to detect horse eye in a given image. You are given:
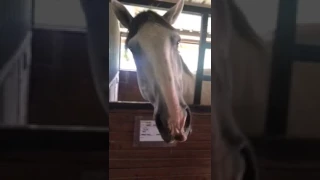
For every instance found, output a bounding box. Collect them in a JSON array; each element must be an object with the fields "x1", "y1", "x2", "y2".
[
  {"x1": 127, "y1": 44, "x2": 135, "y2": 51},
  {"x1": 171, "y1": 35, "x2": 181, "y2": 46},
  {"x1": 177, "y1": 36, "x2": 181, "y2": 44},
  {"x1": 175, "y1": 38, "x2": 181, "y2": 48}
]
